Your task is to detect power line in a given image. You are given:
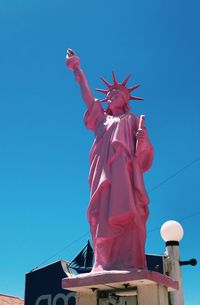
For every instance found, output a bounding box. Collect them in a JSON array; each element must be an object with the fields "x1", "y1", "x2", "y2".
[
  {"x1": 146, "y1": 156, "x2": 200, "y2": 234},
  {"x1": 33, "y1": 156, "x2": 200, "y2": 270},
  {"x1": 32, "y1": 231, "x2": 89, "y2": 271},
  {"x1": 148, "y1": 157, "x2": 200, "y2": 193},
  {"x1": 147, "y1": 211, "x2": 200, "y2": 234}
]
